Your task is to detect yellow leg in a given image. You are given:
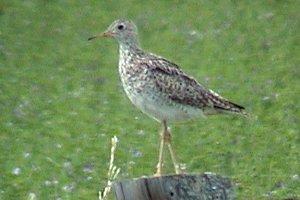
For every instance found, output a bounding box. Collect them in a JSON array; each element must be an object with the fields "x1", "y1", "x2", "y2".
[
  {"x1": 163, "y1": 122, "x2": 181, "y2": 174},
  {"x1": 167, "y1": 141, "x2": 181, "y2": 174},
  {"x1": 155, "y1": 121, "x2": 181, "y2": 176},
  {"x1": 155, "y1": 129, "x2": 166, "y2": 176}
]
